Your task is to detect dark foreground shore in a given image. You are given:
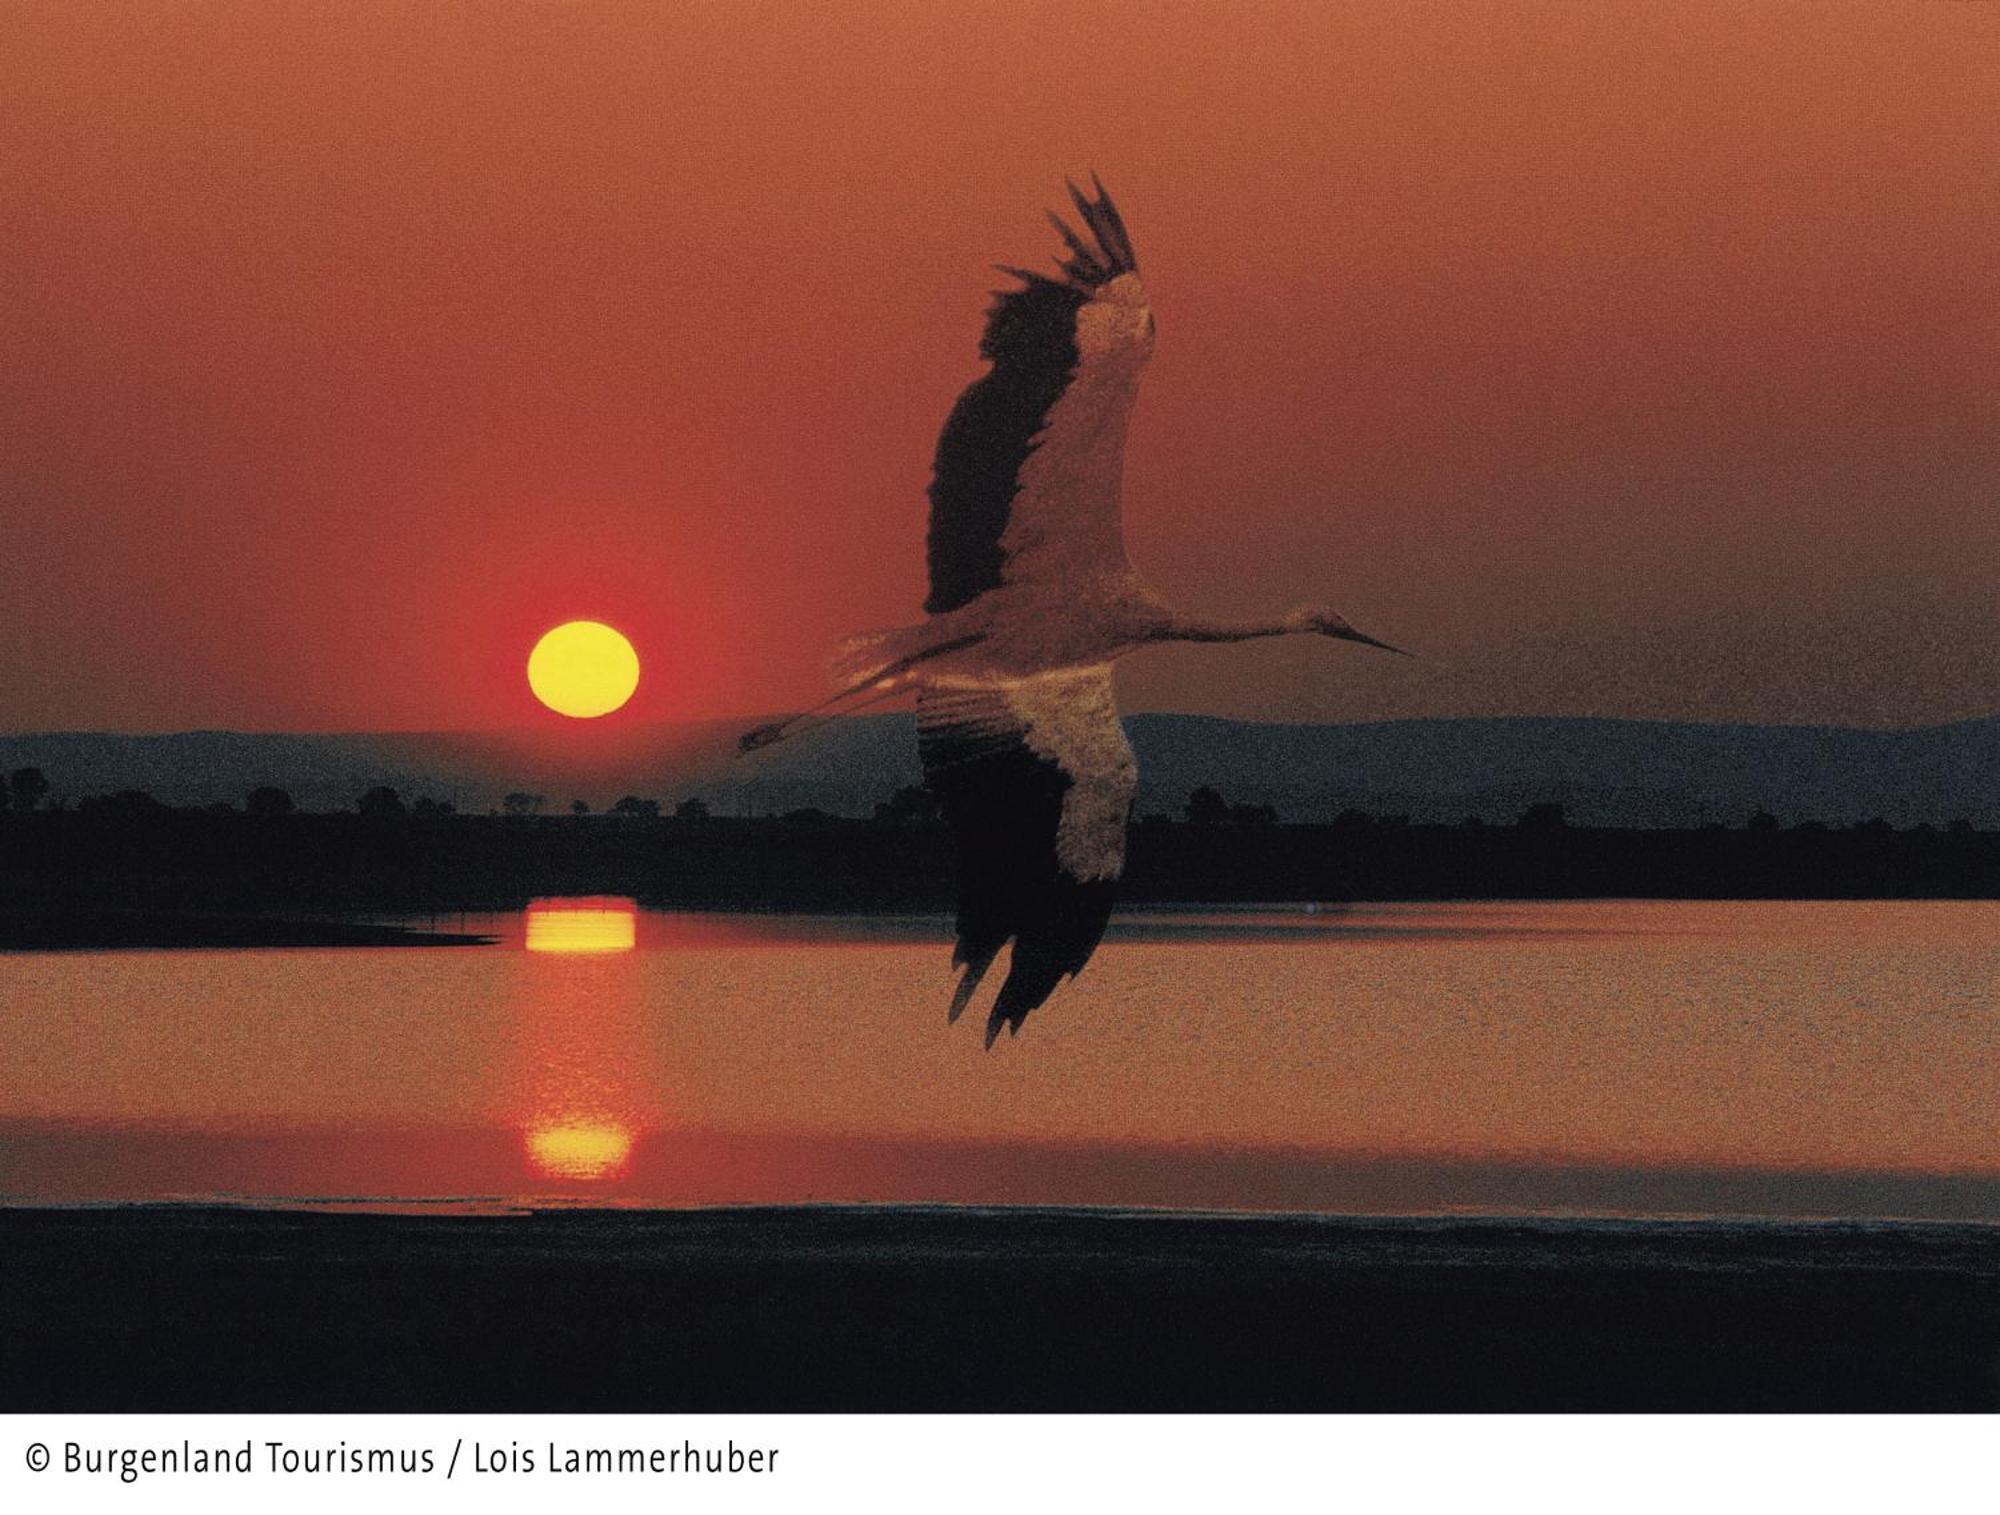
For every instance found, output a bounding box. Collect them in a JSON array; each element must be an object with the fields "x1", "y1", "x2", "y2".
[{"x1": 4, "y1": 1206, "x2": 1997, "y2": 1412}]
